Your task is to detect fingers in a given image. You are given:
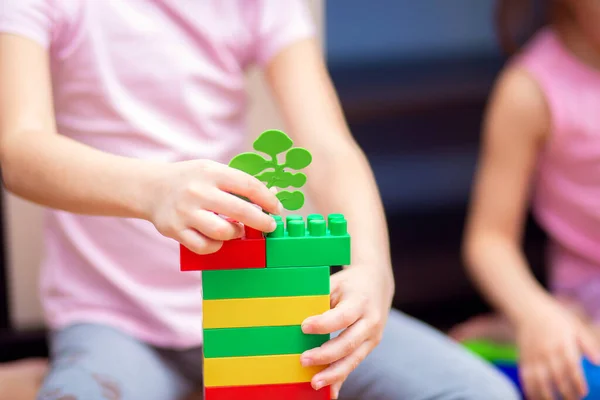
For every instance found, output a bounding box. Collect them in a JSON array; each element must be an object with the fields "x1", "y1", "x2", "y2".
[
  {"x1": 205, "y1": 190, "x2": 277, "y2": 233},
  {"x1": 302, "y1": 298, "x2": 362, "y2": 335},
  {"x1": 521, "y1": 364, "x2": 551, "y2": 400},
  {"x1": 579, "y1": 328, "x2": 600, "y2": 365},
  {"x1": 301, "y1": 319, "x2": 369, "y2": 367},
  {"x1": 330, "y1": 382, "x2": 343, "y2": 399},
  {"x1": 178, "y1": 228, "x2": 223, "y2": 255},
  {"x1": 548, "y1": 352, "x2": 585, "y2": 400},
  {"x1": 329, "y1": 277, "x2": 343, "y2": 309},
  {"x1": 564, "y1": 340, "x2": 589, "y2": 398},
  {"x1": 215, "y1": 166, "x2": 282, "y2": 215},
  {"x1": 188, "y1": 210, "x2": 244, "y2": 241},
  {"x1": 310, "y1": 341, "x2": 371, "y2": 392}
]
